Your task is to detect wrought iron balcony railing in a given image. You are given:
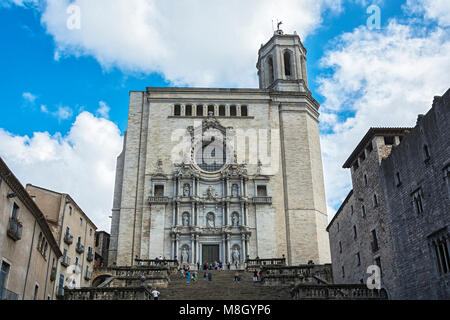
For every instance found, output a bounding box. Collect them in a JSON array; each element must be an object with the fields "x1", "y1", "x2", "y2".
[
  {"x1": 50, "y1": 267, "x2": 57, "y2": 281},
  {"x1": 76, "y1": 242, "x2": 85, "y2": 254},
  {"x1": 84, "y1": 271, "x2": 92, "y2": 281},
  {"x1": 61, "y1": 255, "x2": 71, "y2": 267},
  {"x1": 252, "y1": 196, "x2": 272, "y2": 204},
  {"x1": 7, "y1": 217, "x2": 23, "y2": 241},
  {"x1": 148, "y1": 196, "x2": 170, "y2": 204},
  {"x1": 87, "y1": 251, "x2": 94, "y2": 262},
  {"x1": 64, "y1": 233, "x2": 73, "y2": 245}
]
